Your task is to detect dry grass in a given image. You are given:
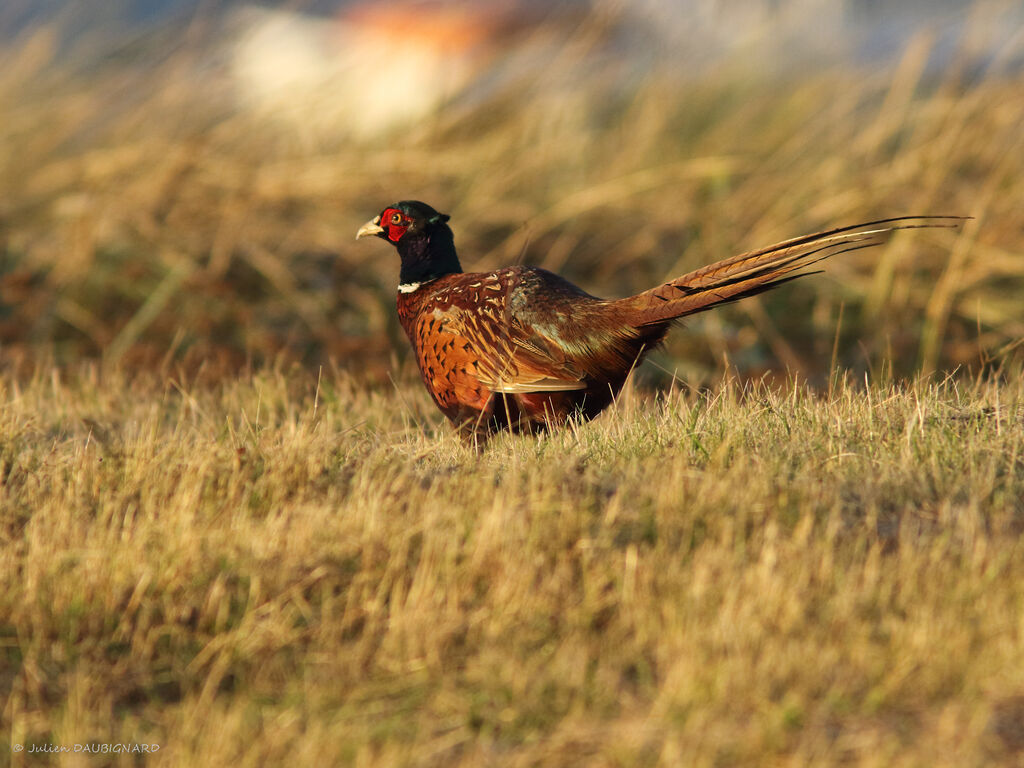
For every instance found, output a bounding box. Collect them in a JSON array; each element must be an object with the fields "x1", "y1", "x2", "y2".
[
  {"x1": 2, "y1": 5, "x2": 1024, "y2": 766},
  {"x1": 2, "y1": 366, "x2": 1024, "y2": 766},
  {"x1": 1, "y1": 8, "x2": 1022, "y2": 382}
]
